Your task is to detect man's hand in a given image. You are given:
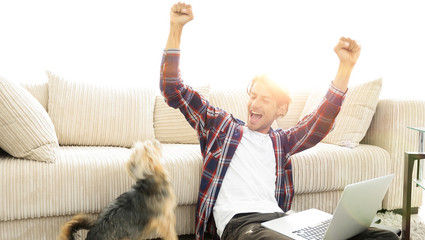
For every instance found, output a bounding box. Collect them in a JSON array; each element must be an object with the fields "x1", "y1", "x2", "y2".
[
  {"x1": 166, "y1": 2, "x2": 193, "y2": 50},
  {"x1": 332, "y1": 37, "x2": 361, "y2": 92},
  {"x1": 334, "y1": 37, "x2": 361, "y2": 68},
  {"x1": 170, "y1": 2, "x2": 194, "y2": 27}
]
